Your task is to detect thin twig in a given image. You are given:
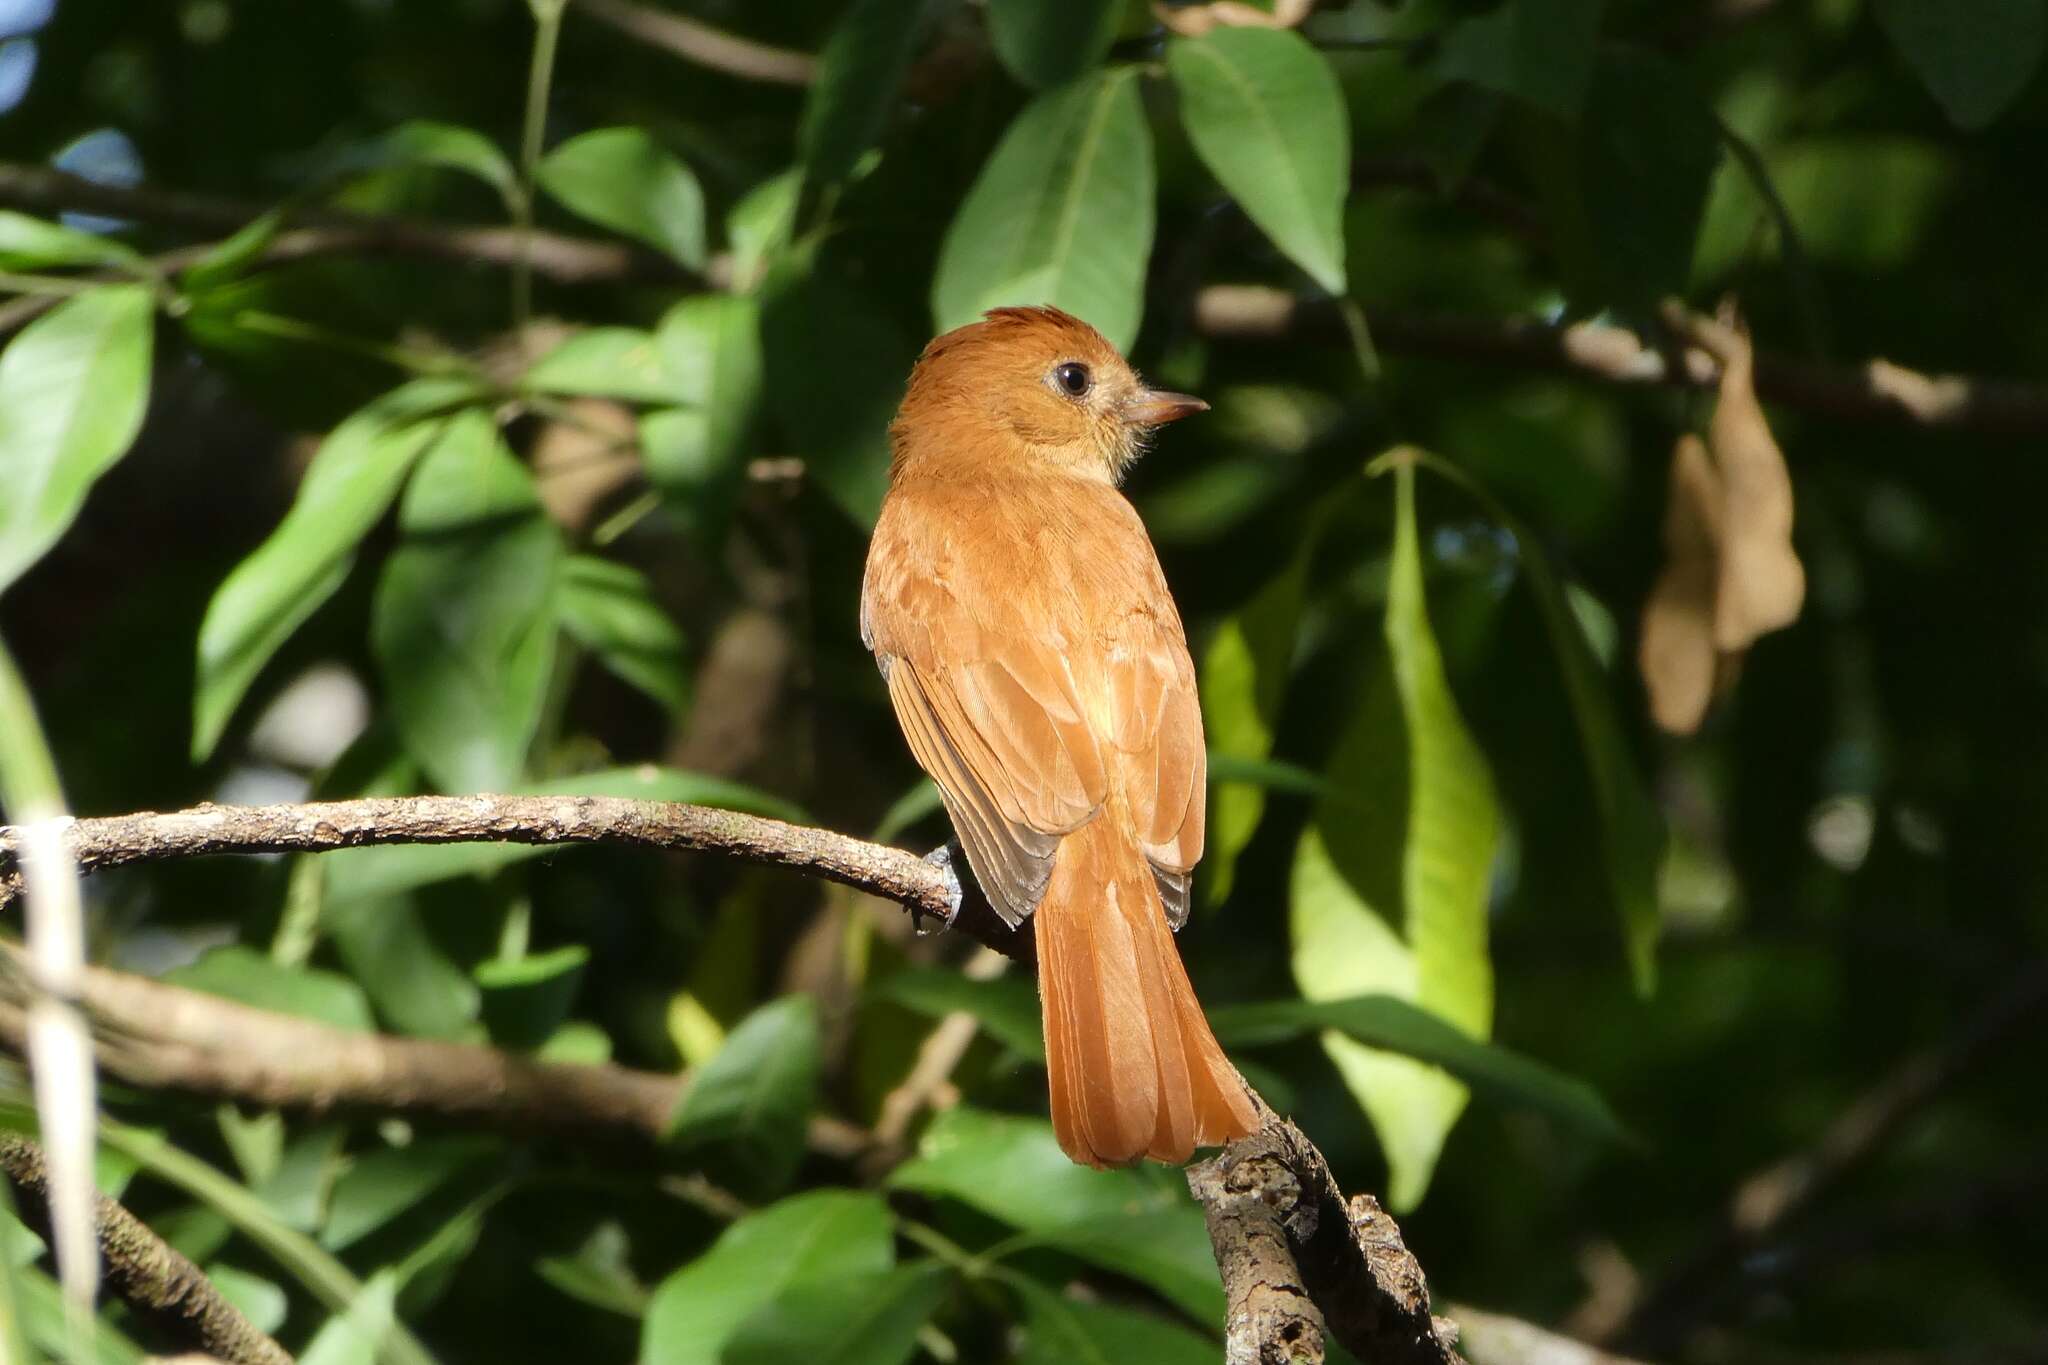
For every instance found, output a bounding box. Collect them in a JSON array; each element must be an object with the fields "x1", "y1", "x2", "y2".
[
  {"x1": 570, "y1": 0, "x2": 818, "y2": 84},
  {"x1": 0, "y1": 1133, "x2": 293, "y2": 1365}
]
